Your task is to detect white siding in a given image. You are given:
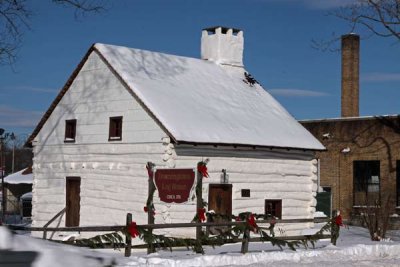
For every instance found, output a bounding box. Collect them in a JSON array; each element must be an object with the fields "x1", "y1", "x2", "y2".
[{"x1": 32, "y1": 143, "x2": 166, "y2": 226}]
